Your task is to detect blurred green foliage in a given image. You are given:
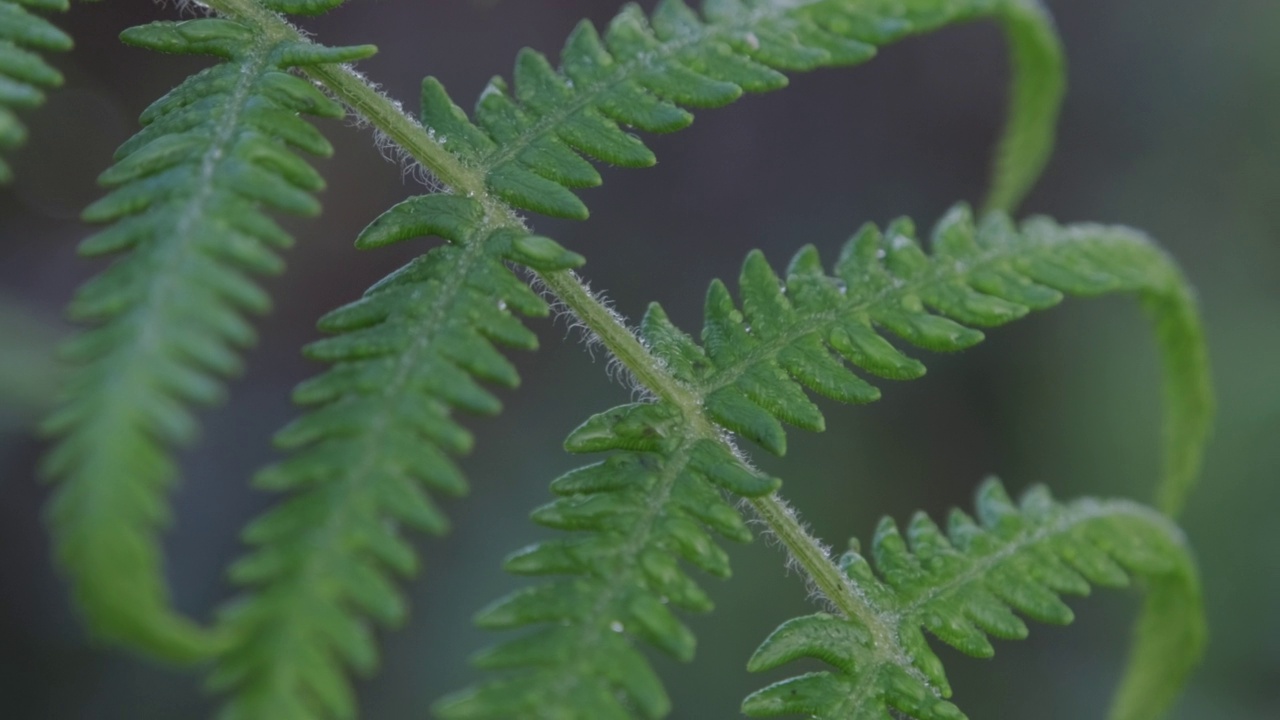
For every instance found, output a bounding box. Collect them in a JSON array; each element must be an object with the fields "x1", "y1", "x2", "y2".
[
  {"x1": 0, "y1": 0, "x2": 1275, "y2": 718},
  {"x1": 0, "y1": 300, "x2": 62, "y2": 432}
]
